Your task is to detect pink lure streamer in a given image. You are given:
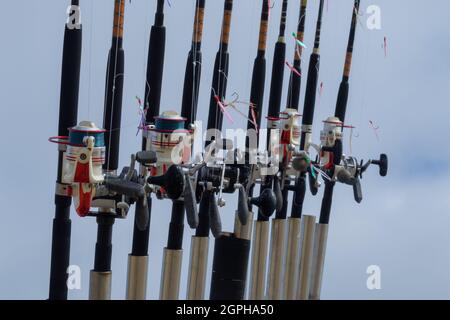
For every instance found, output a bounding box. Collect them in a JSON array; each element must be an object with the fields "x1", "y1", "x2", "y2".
[
  {"x1": 369, "y1": 120, "x2": 380, "y2": 141},
  {"x1": 250, "y1": 103, "x2": 258, "y2": 134},
  {"x1": 285, "y1": 61, "x2": 301, "y2": 77},
  {"x1": 136, "y1": 96, "x2": 147, "y2": 136},
  {"x1": 215, "y1": 95, "x2": 234, "y2": 124}
]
